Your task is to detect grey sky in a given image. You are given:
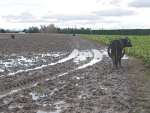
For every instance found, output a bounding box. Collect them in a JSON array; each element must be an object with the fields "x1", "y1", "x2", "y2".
[
  {"x1": 128, "y1": 0, "x2": 150, "y2": 8},
  {"x1": 0, "y1": 0, "x2": 150, "y2": 30}
]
